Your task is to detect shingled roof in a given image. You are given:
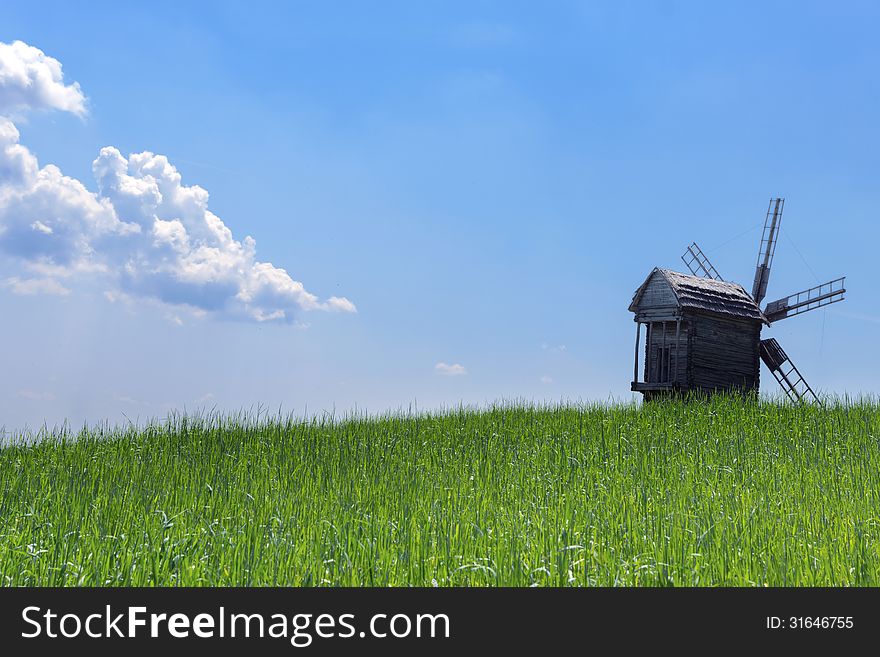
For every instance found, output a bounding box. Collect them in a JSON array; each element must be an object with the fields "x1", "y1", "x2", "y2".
[{"x1": 629, "y1": 268, "x2": 767, "y2": 322}]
